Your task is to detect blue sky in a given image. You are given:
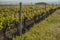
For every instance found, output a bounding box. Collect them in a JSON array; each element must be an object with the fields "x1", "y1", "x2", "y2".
[{"x1": 0, "y1": 0, "x2": 60, "y2": 4}]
